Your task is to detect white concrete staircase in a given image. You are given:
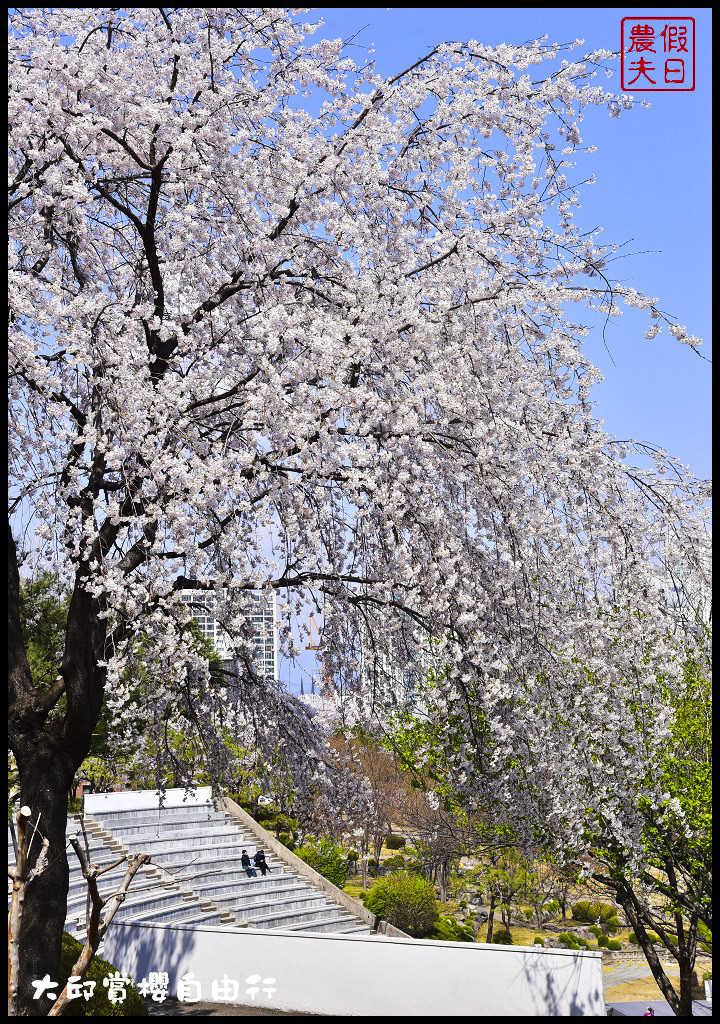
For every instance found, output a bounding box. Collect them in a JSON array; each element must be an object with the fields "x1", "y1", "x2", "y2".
[{"x1": 87, "y1": 800, "x2": 373, "y2": 935}]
